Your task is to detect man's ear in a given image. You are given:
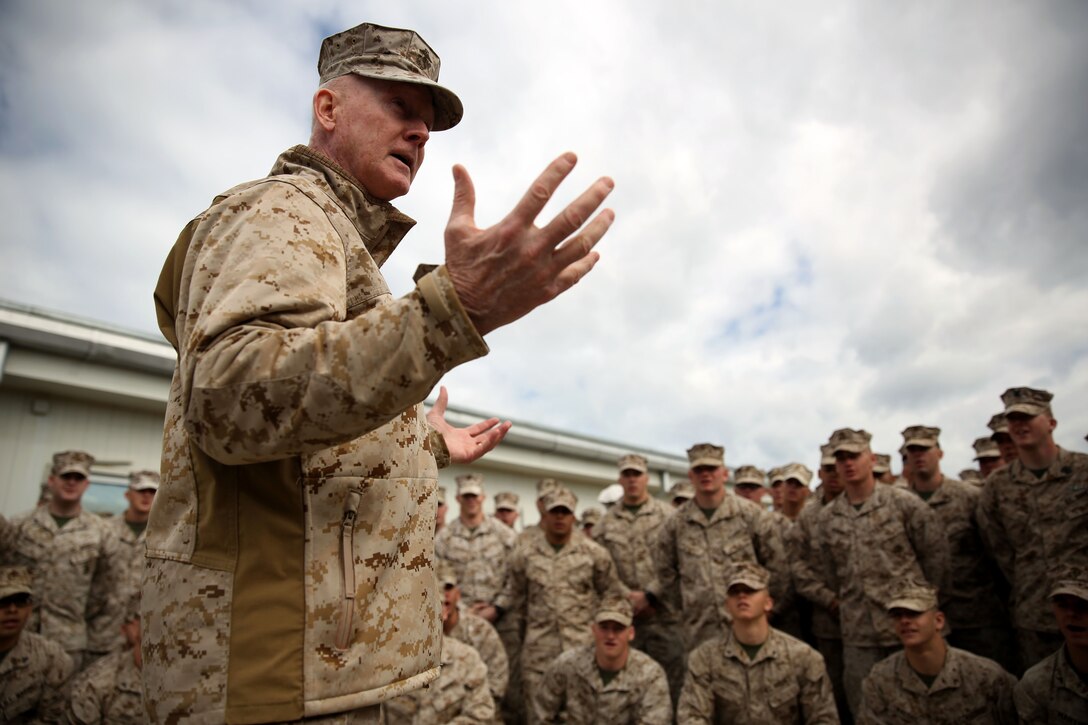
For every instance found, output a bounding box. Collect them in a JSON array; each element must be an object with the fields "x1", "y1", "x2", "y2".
[{"x1": 313, "y1": 88, "x2": 338, "y2": 132}]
